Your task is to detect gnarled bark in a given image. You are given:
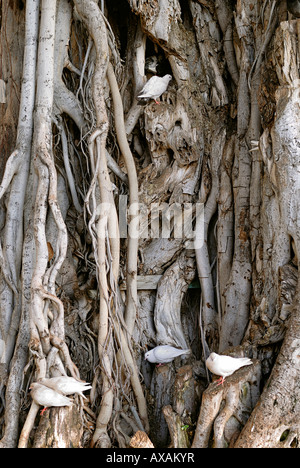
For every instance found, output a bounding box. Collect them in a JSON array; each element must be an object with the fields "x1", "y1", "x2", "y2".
[{"x1": 1, "y1": 0, "x2": 300, "y2": 449}]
